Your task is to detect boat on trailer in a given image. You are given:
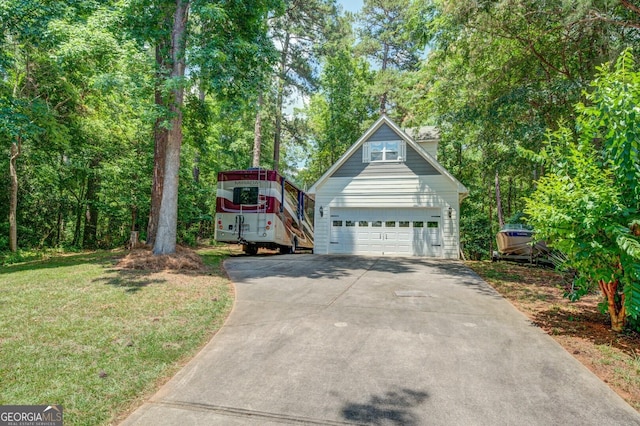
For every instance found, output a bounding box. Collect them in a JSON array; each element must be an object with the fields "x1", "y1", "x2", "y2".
[{"x1": 493, "y1": 224, "x2": 548, "y2": 262}]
